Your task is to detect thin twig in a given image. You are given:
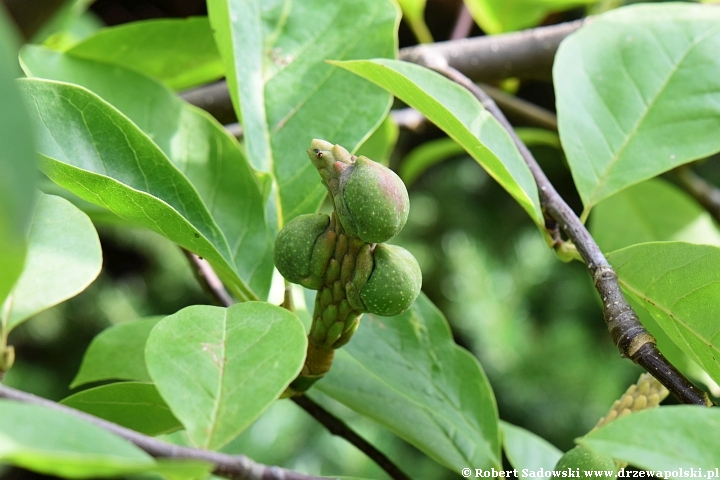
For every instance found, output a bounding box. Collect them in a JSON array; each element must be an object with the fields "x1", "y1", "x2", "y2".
[
  {"x1": 184, "y1": 251, "x2": 411, "y2": 478},
  {"x1": 432, "y1": 63, "x2": 712, "y2": 406},
  {"x1": 0, "y1": 383, "x2": 323, "y2": 480},
  {"x1": 182, "y1": 249, "x2": 234, "y2": 307},
  {"x1": 479, "y1": 83, "x2": 558, "y2": 131},
  {"x1": 674, "y1": 165, "x2": 720, "y2": 224},
  {"x1": 449, "y1": 3, "x2": 474, "y2": 40},
  {"x1": 292, "y1": 396, "x2": 411, "y2": 480}
]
